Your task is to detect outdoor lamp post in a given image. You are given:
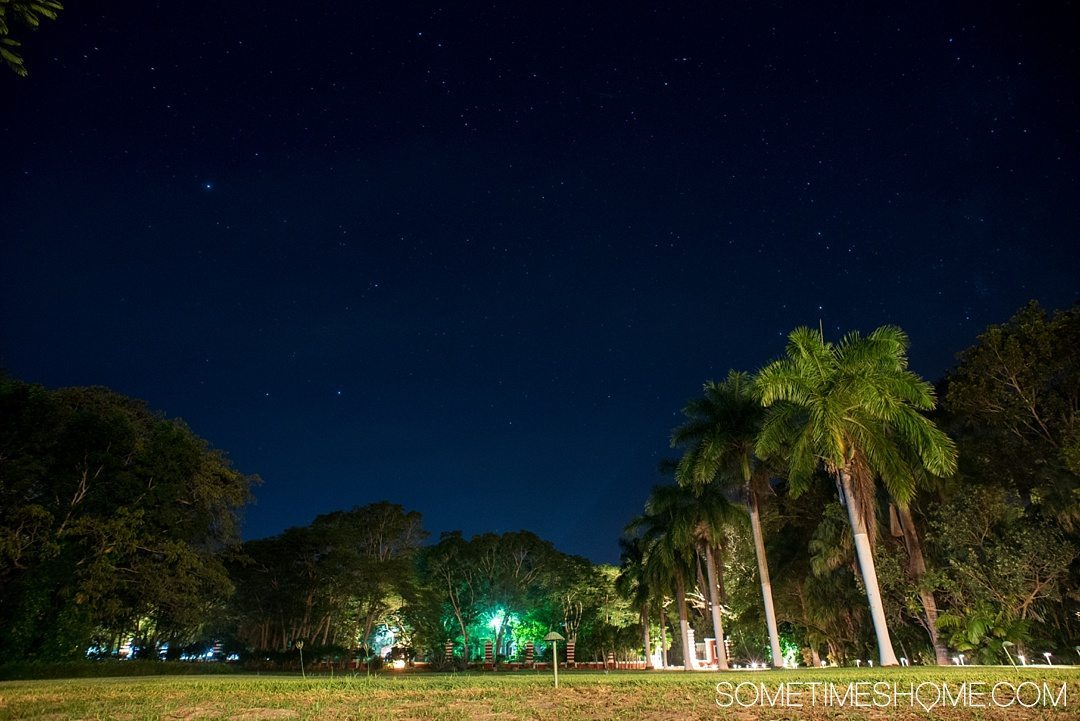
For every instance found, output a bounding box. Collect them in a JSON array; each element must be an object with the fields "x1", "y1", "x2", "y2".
[
  {"x1": 544, "y1": 631, "x2": 566, "y2": 688},
  {"x1": 1002, "y1": 641, "x2": 1016, "y2": 667}
]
